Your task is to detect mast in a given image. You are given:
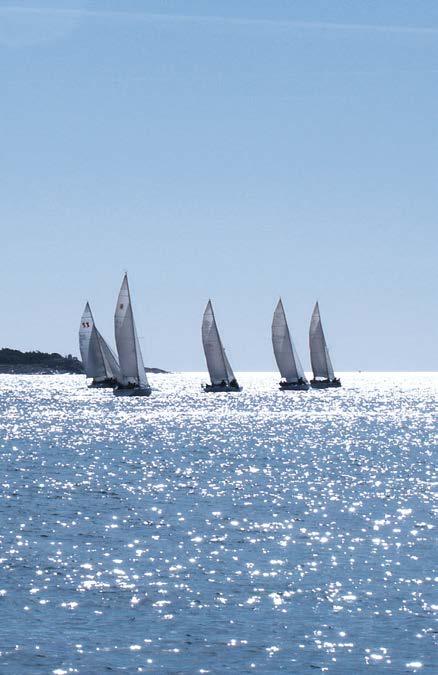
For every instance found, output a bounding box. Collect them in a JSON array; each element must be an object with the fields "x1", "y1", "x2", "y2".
[
  {"x1": 272, "y1": 299, "x2": 306, "y2": 382},
  {"x1": 114, "y1": 274, "x2": 148, "y2": 387},
  {"x1": 80, "y1": 301, "x2": 120, "y2": 381},
  {"x1": 79, "y1": 302, "x2": 104, "y2": 380},
  {"x1": 209, "y1": 300, "x2": 229, "y2": 382},
  {"x1": 79, "y1": 301, "x2": 92, "y2": 374},
  {"x1": 309, "y1": 302, "x2": 335, "y2": 380},
  {"x1": 202, "y1": 300, "x2": 234, "y2": 384}
]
